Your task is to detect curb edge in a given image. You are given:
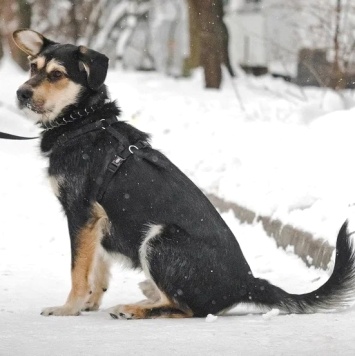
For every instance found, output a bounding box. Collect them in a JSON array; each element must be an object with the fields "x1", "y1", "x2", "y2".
[{"x1": 207, "y1": 193, "x2": 334, "y2": 270}]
